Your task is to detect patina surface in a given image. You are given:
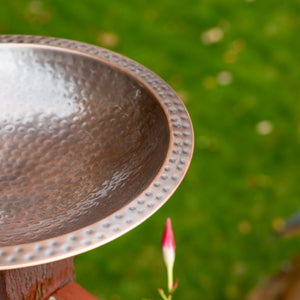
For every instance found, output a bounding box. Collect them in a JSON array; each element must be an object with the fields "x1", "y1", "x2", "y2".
[{"x1": 0, "y1": 36, "x2": 193, "y2": 269}]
